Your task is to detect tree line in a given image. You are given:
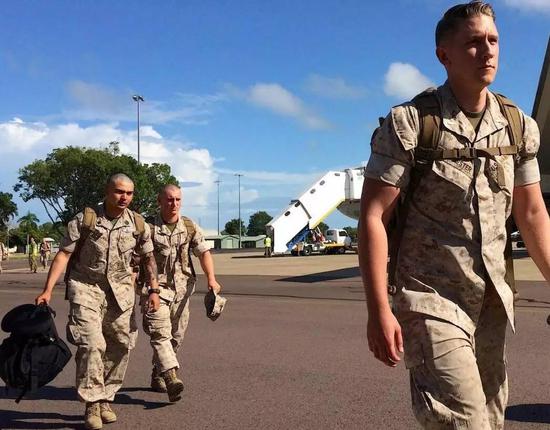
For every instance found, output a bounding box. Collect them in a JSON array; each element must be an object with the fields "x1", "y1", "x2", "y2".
[
  {"x1": 0, "y1": 144, "x2": 286, "y2": 244},
  {"x1": 0, "y1": 143, "x2": 357, "y2": 245}
]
